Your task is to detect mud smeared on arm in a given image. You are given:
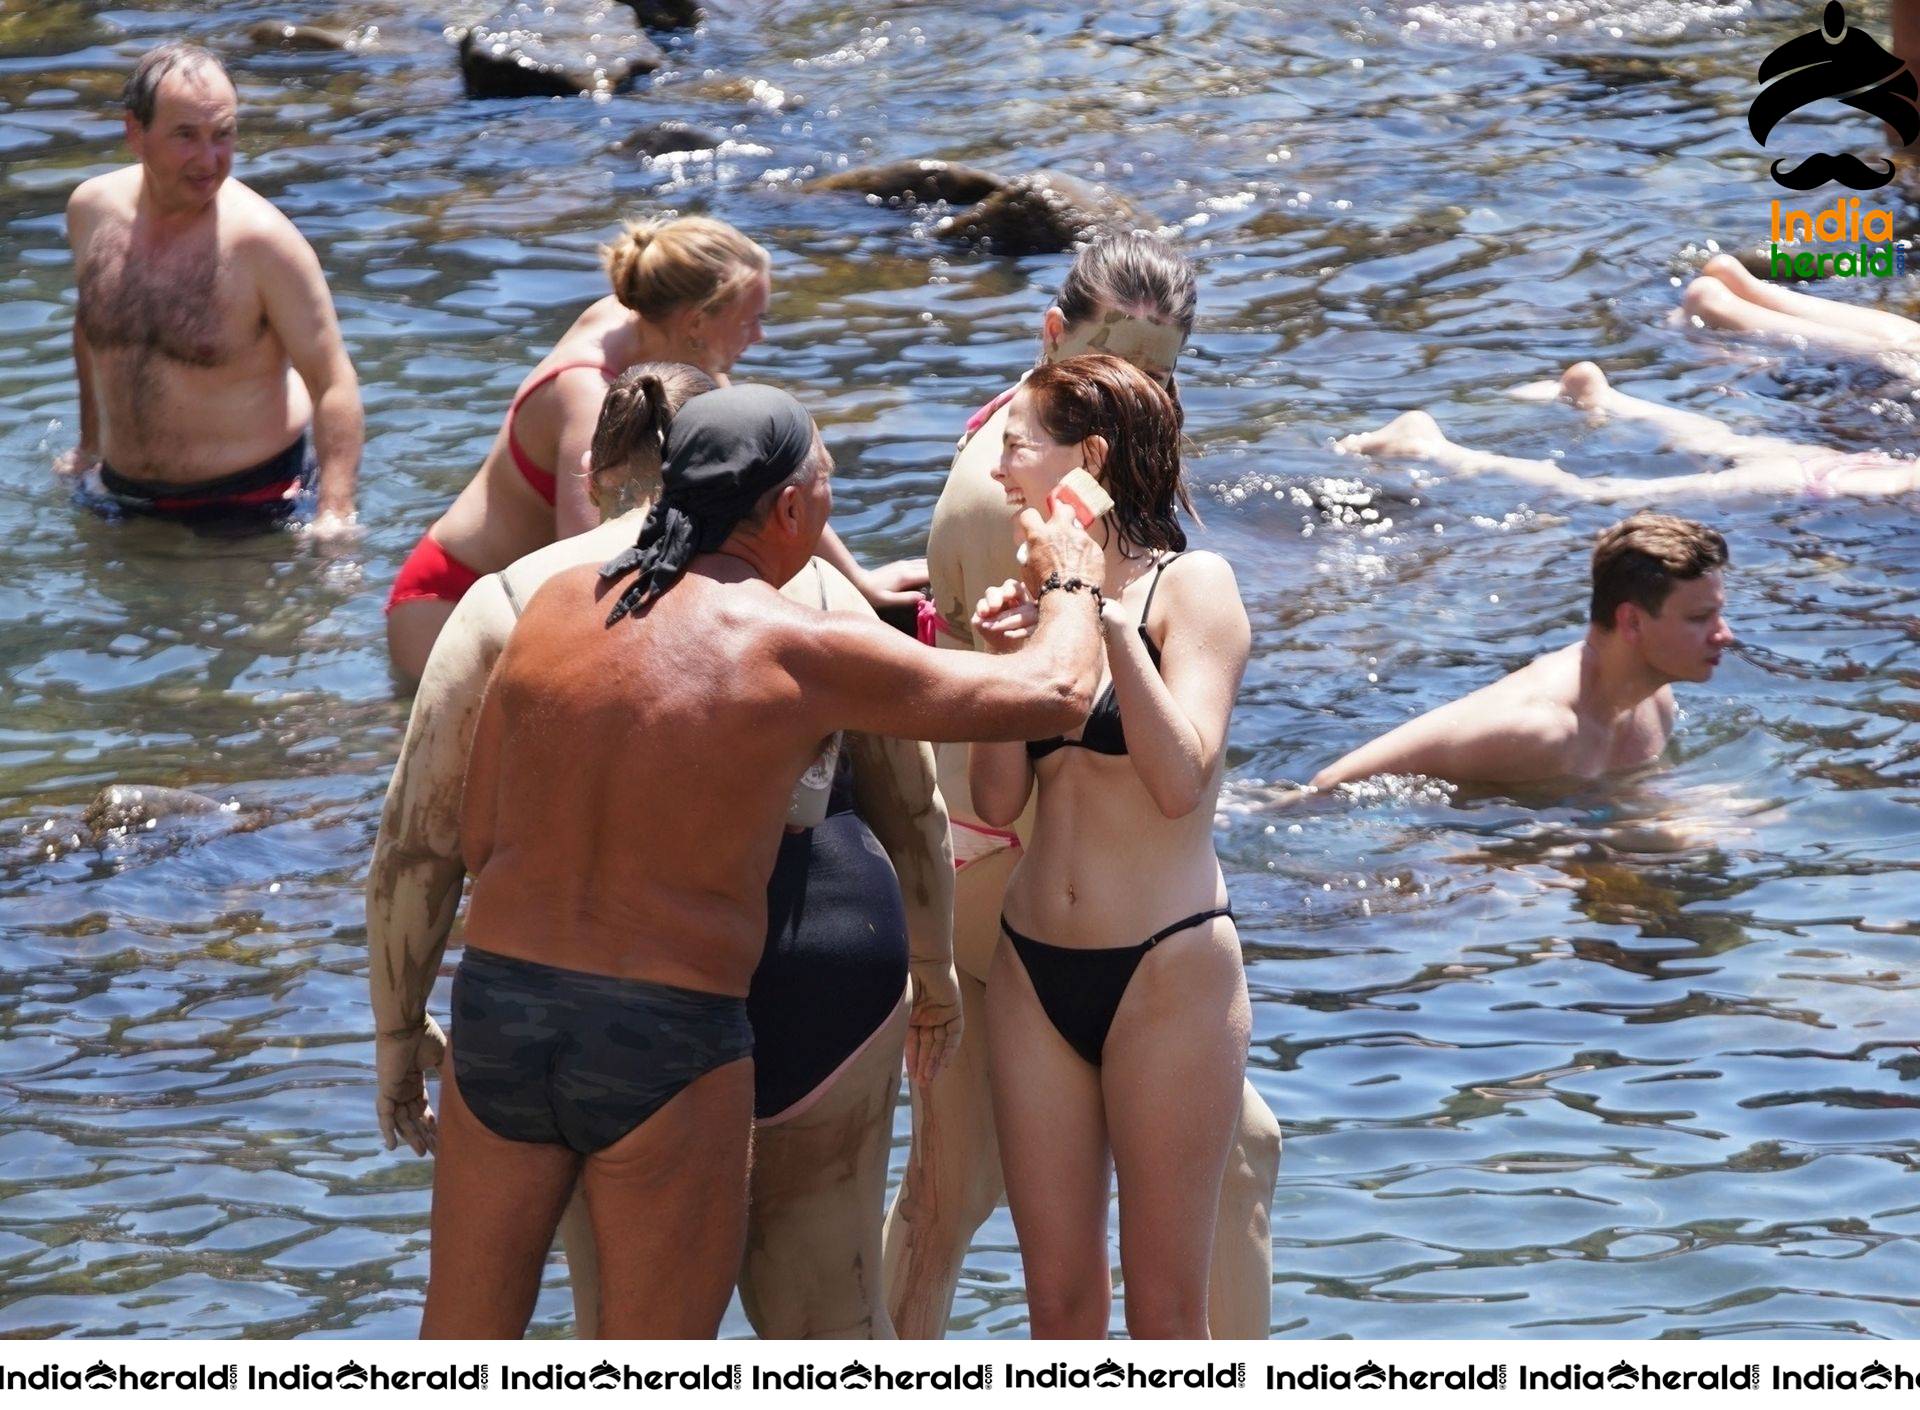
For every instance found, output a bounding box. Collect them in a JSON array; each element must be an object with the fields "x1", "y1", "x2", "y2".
[{"x1": 366, "y1": 578, "x2": 515, "y2": 1039}]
